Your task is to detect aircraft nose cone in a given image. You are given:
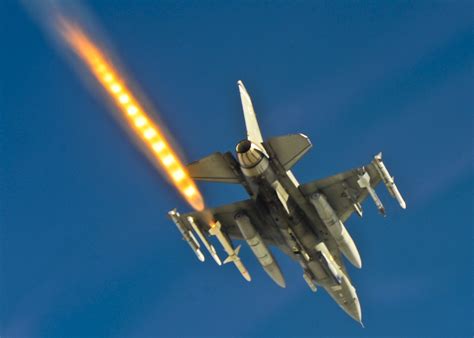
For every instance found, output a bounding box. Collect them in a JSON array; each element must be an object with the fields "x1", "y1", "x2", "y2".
[{"x1": 344, "y1": 298, "x2": 362, "y2": 323}]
